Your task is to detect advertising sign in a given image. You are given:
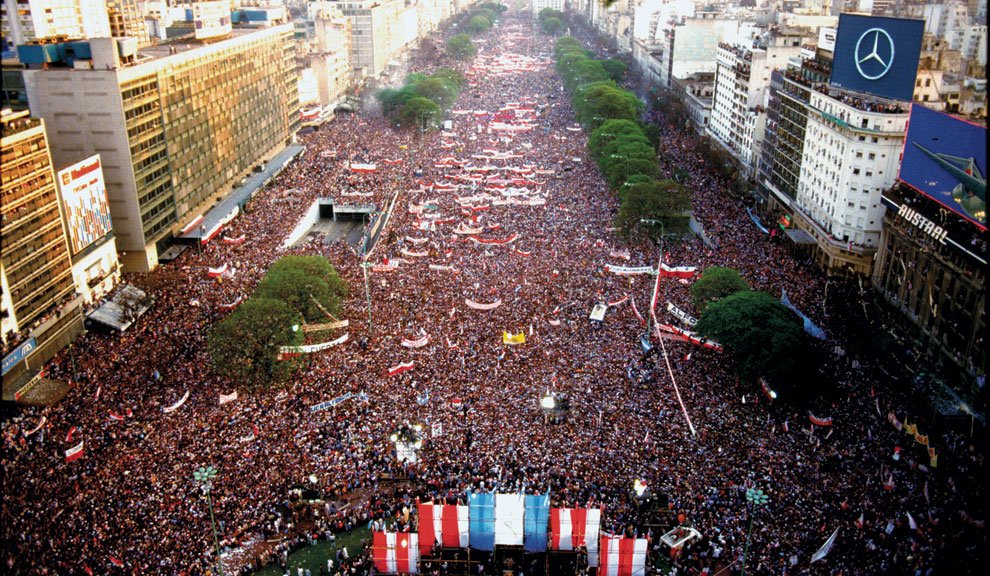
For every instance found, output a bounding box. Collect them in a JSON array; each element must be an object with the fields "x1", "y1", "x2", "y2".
[
  {"x1": 193, "y1": 0, "x2": 232, "y2": 40},
  {"x1": 818, "y1": 27, "x2": 836, "y2": 52},
  {"x1": 829, "y1": 14, "x2": 924, "y2": 102},
  {"x1": 57, "y1": 155, "x2": 112, "y2": 255},
  {"x1": 899, "y1": 104, "x2": 986, "y2": 229},
  {"x1": 2, "y1": 337, "x2": 37, "y2": 376}
]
